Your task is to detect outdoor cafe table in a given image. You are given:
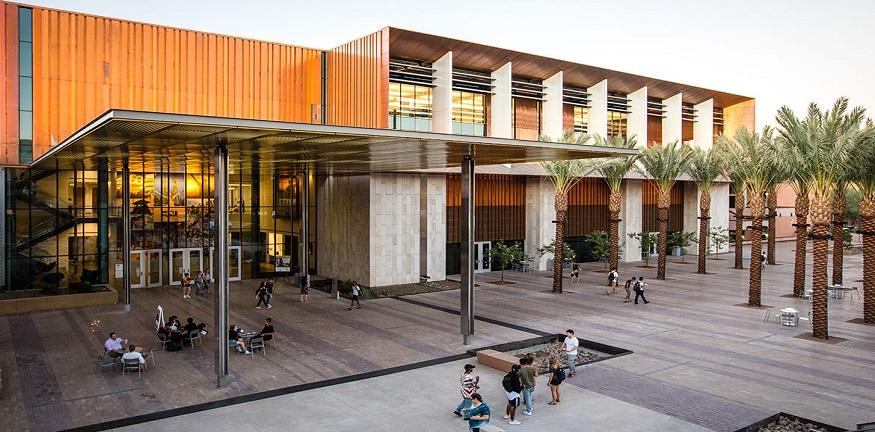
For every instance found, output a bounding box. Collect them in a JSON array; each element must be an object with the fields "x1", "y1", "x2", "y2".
[{"x1": 779, "y1": 308, "x2": 799, "y2": 326}]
